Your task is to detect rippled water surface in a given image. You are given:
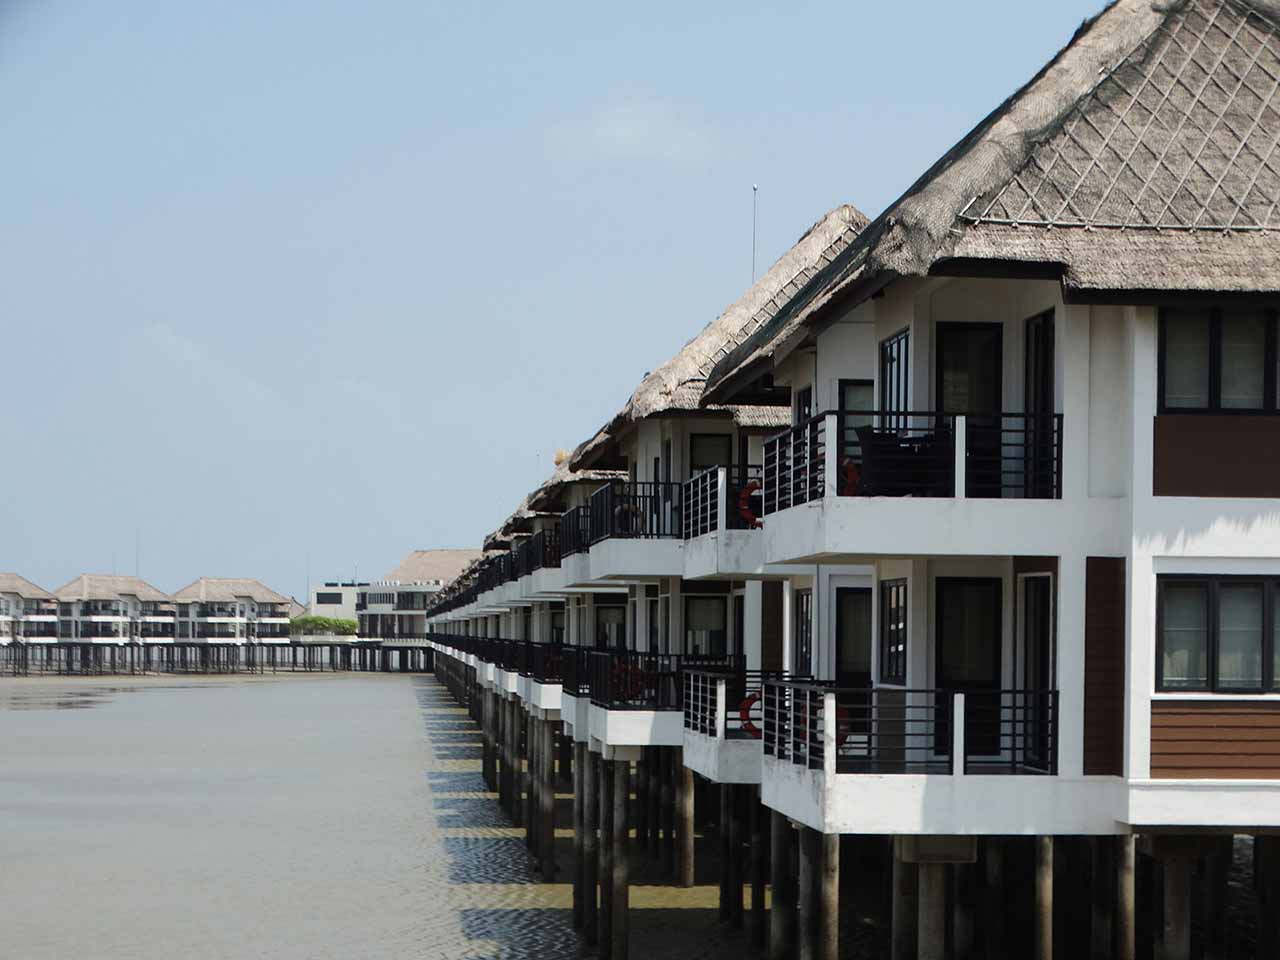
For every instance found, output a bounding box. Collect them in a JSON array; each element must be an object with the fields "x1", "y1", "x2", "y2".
[{"x1": 0, "y1": 674, "x2": 579, "y2": 960}]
